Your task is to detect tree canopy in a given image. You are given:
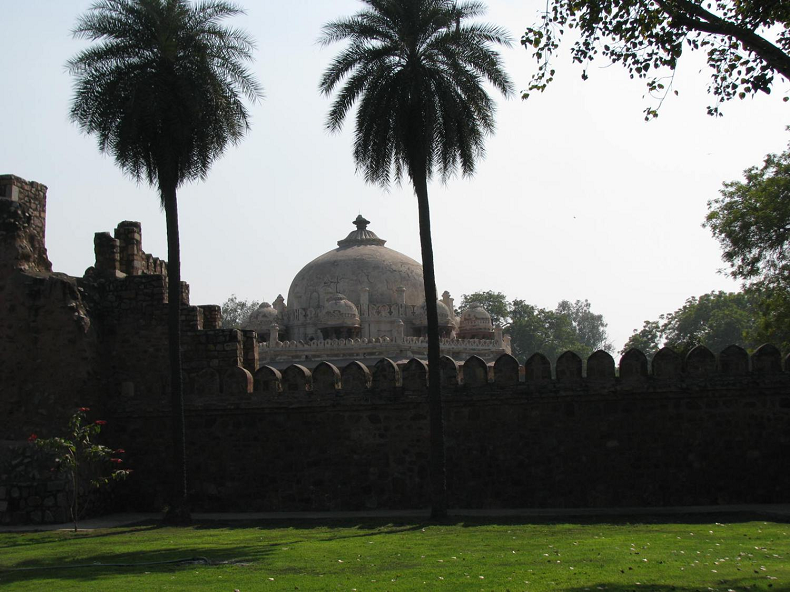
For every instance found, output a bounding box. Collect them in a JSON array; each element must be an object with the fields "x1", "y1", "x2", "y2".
[
  {"x1": 522, "y1": 0, "x2": 790, "y2": 118},
  {"x1": 460, "y1": 292, "x2": 613, "y2": 361},
  {"x1": 705, "y1": 139, "x2": 790, "y2": 287},
  {"x1": 703, "y1": 138, "x2": 790, "y2": 351},
  {"x1": 622, "y1": 290, "x2": 759, "y2": 358},
  {"x1": 220, "y1": 295, "x2": 260, "y2": 329}
]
